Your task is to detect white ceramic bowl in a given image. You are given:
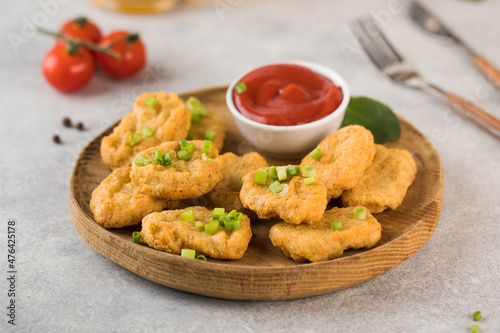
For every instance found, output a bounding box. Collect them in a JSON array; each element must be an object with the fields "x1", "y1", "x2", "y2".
[{"x1": 226, "y1": 61, "x2": 350, "y2": 160}]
